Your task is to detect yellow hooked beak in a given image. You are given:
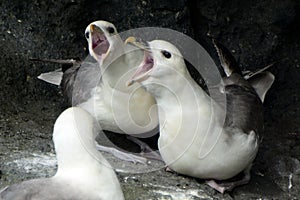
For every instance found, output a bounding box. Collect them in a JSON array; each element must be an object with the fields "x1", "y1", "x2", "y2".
[{"x1": 124, "y1": 36, "x2": 148, "y2": 50}]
